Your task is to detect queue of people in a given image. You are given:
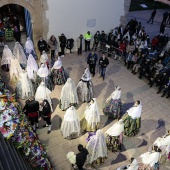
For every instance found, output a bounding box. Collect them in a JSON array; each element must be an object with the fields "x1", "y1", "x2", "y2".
[{"x1": 0, "y1": 15, "x2": 170, "y2": 170}]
